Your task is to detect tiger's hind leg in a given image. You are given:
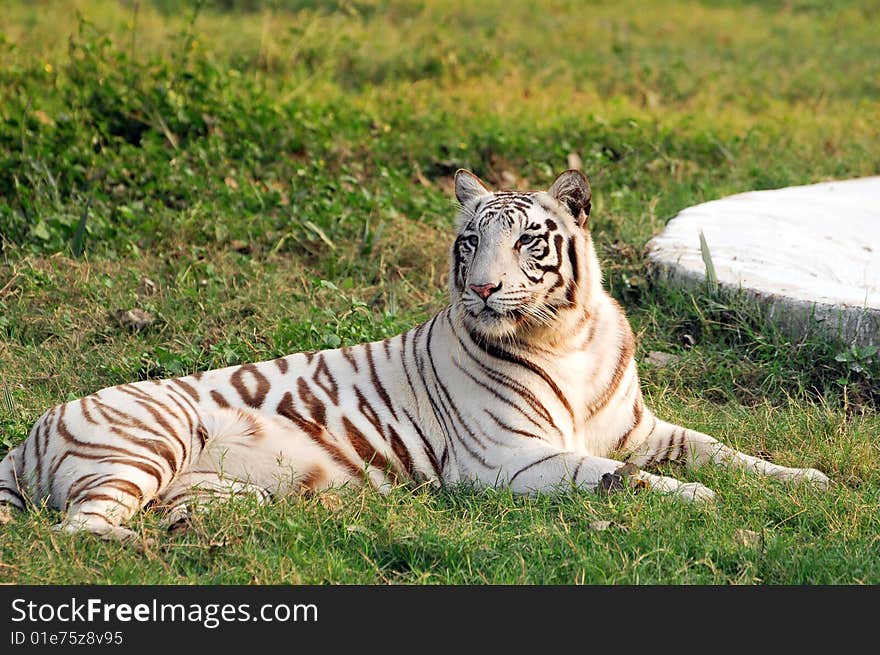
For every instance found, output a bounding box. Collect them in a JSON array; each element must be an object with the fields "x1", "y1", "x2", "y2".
[
  {"x1": 155, "y1": 408, "x2": 291, "y2": 534},
  {"x1": 159, "y1": 471, "x2": 274, "y2": 535},
  {"x1": 624, "y1": 415, "x2": 830, "y2": 487},
  {"x1": 158, "y1": 407, "x2": 363, "y2": 534}
]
